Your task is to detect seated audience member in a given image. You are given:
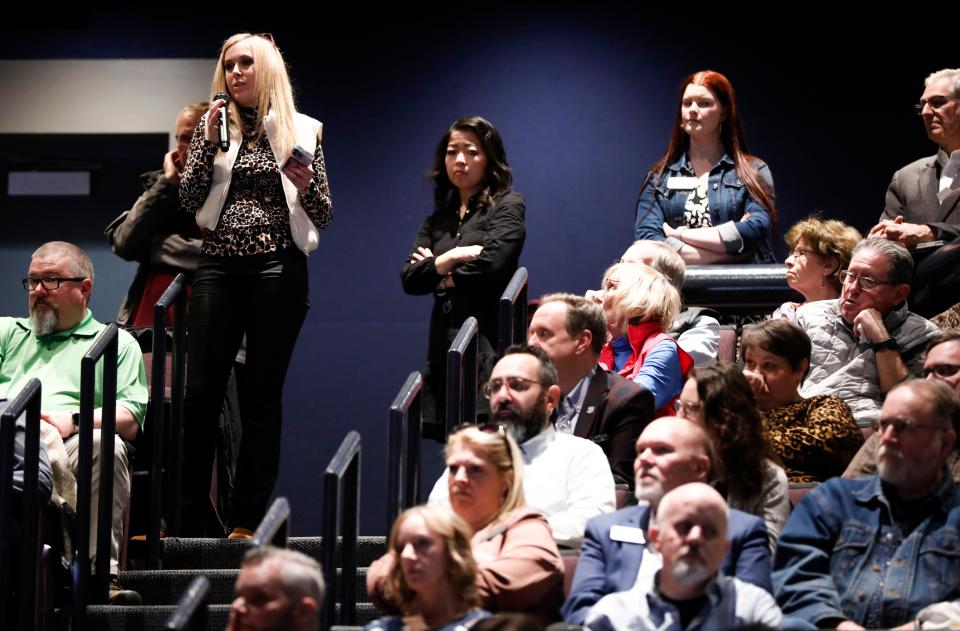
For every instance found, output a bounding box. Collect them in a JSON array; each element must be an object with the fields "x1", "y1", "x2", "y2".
[
  {"x1": 677, "y1": 364, "x2": 789, "y2": 545},
  {"x1": 796, "y1": 238, "x2": 939, "y2": 426},
  {"x1": 364, "y1": 507, "x2": 490, "y2": 631},
  {"x1": 227, "y1": 546, "x2": 325, "y2": 631},
  {"x1": 371, "y1": 426, "x2": 563, "y2": 623},
  {"x1": 741, "y1": 320, "x2": 863, "y2": 483},
  {"x1": 774, "y1": 215, "x2": 861, "y2": 321},
  {"x1": 585, "y1": 483, "x2": 782, "y2": 631},
  {"x1": 845, "y1": 330, "x2": 960, "y2": 479},
  {"x1": 598, "y1": 263, "x2": 694, "y2": 416},
  {"x1": 528, "y1": 293, "x2": 653, "y2": 486},
  {"x1": 429, "y1": 345, "x2": 615, "y2": 548},
  {"x1": 104, "y1": 102, "x2": 205, "y2": 326},
  {"x1": 870, "y1": 68, "x2": 960, "y2": 247},
  {"x1": 774, "y1": 379, "x2": 960, "y2": 630},
  {"x1": 0, "y1": 242, "x2": 147, "y2": 604},
  {"x1": 619, "y1": 240, "x2": 721, "y2": 366},
  {"x1": 562, "y1": 417, "x2": 772, "y2": 625}
]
